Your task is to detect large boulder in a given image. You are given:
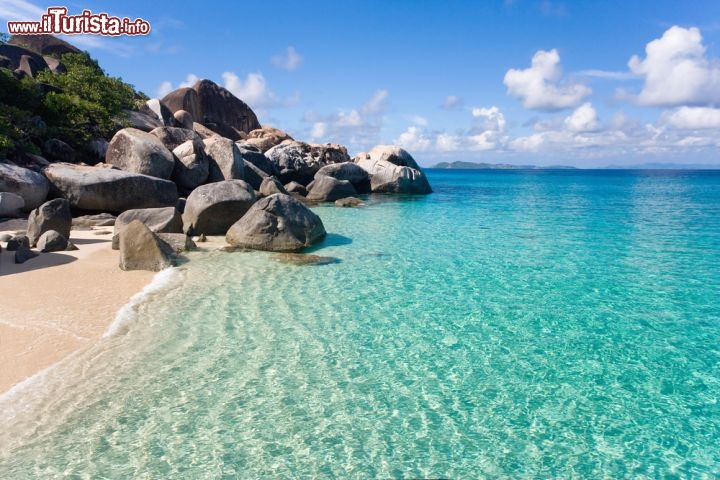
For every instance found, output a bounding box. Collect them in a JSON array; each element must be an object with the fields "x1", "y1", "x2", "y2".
[
  {"x1": 123, "y1": 110, "x2": 164, "y2": 132},
  {"x1": 226, "y1": 193, "x2": 326, "y2": 252},
  {"x1": 238, "y1": 145, "x2": 276, "y2": 176},
  {"x1": 243, "y1": 160, "x2": 270, "y2": 191},
  {"x1": 284, "y1": 181, "x2": 308, "y2": 197},
  {"x1": 315, "y1": 162, "x2": 371, "y2": 193},
  {"x1": 264, "y1": 141, "x2": 320, "y2": 185},
  {"x1": 367, "y1": 145, "x2": 423, "y2": 170},
  {"x1": 112, "y1": 206, "x2": 183, "y2": 249},
  {"x1": 150, "y1": 127, "x2": 204, "y2": 152},
  {"x1": 0, "y1": 162, "x2": 50, "y2": 210},
  {"x1": 259, "y1": 176, "x2": 288, "y2": 197},
  {"x1": 161, "y1": 79, "x2": 261, "y2": 140},
  {"x1": 0, "y1": 192, "x2": 25, "y2": 217},
  {"x1": 43, "y1": 163, "x2": 178, "y2": 213},
  {"x1": 105, "y1": 128, "x2": 175, "y2": 179},
  {"x1": 0, "y1": 44, "x2": 48, "y2": 77},
  {"x1": 204, "y1": 136, "x2": 244, "y2": 182},
  {"x1": 26, "y1": 198, "x2": 72, "y2": 247},
  {"x1": 182, "y1": 180, "x2": 256, "y2": 235},
  {"x1": 37, "y1": 230, "x2": 69, "y2": 252},
  {"x1": 306, "y1": 176, "x2": 357, "y2": 202},
  {"x1": 355, "y1": 150, "x2": 432, "y2": 195},
  {"x1": 171, "y1": 140, "x2": 209, "y2": 193},
  {"x1": 310, "y1": 143, "x2": 351, "y2": 165},
  {"x1": 119, "y1": 220, "x2": 175, "y2": 272},
  {"x1": 240, "y1": 126, "x2": 293, "y2": 153}
]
